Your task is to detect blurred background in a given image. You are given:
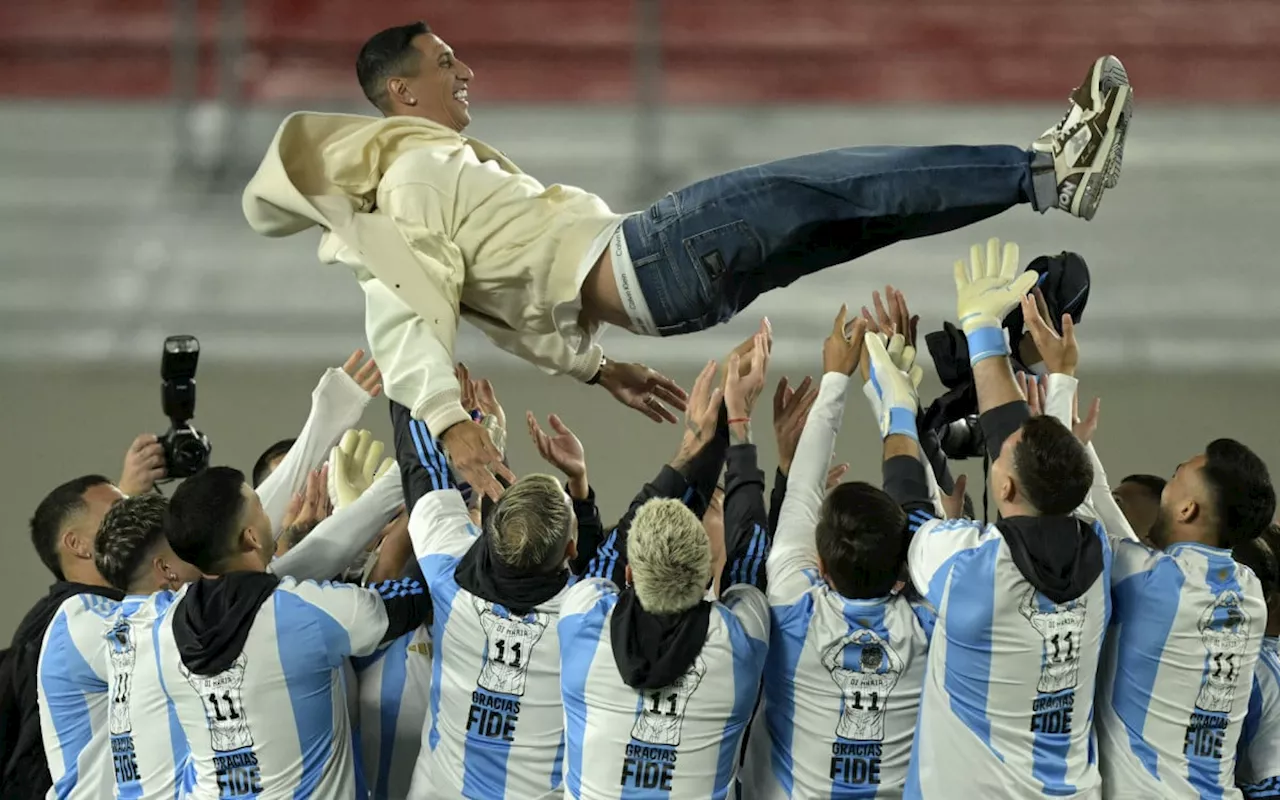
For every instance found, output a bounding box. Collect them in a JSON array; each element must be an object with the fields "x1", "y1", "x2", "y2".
[{"x1": 2, "y1": 0, "x2": 1279, "y2": 638}]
